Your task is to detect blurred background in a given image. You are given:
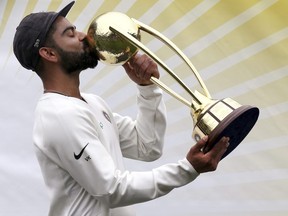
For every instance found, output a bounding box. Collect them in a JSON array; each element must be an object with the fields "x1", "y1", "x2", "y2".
[{"x1": 0, "y1": 0, "x2": 287, "y2": 215}]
